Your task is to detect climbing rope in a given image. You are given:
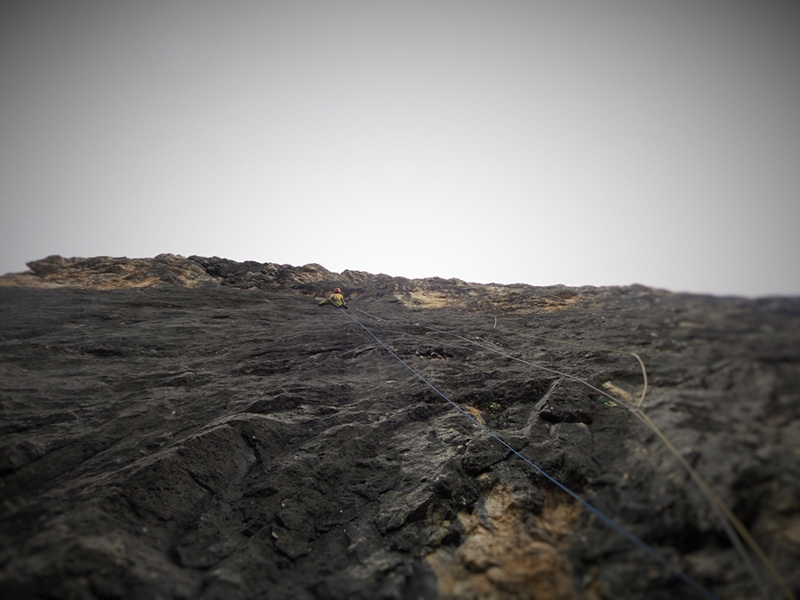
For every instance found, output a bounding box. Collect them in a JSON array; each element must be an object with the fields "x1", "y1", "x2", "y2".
[
  {"x1": 338, "y1": 306, "x2": 718, "y2": 599},
  {"x1": 350, "y1": 305, "x2": 793, "y2": 600},
  {"x1": 428, "y1": 322, "x2": 790, "y2": 600},
  {"x1": 490, "y1": 328, "x2": 649, "y2": 409}
]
